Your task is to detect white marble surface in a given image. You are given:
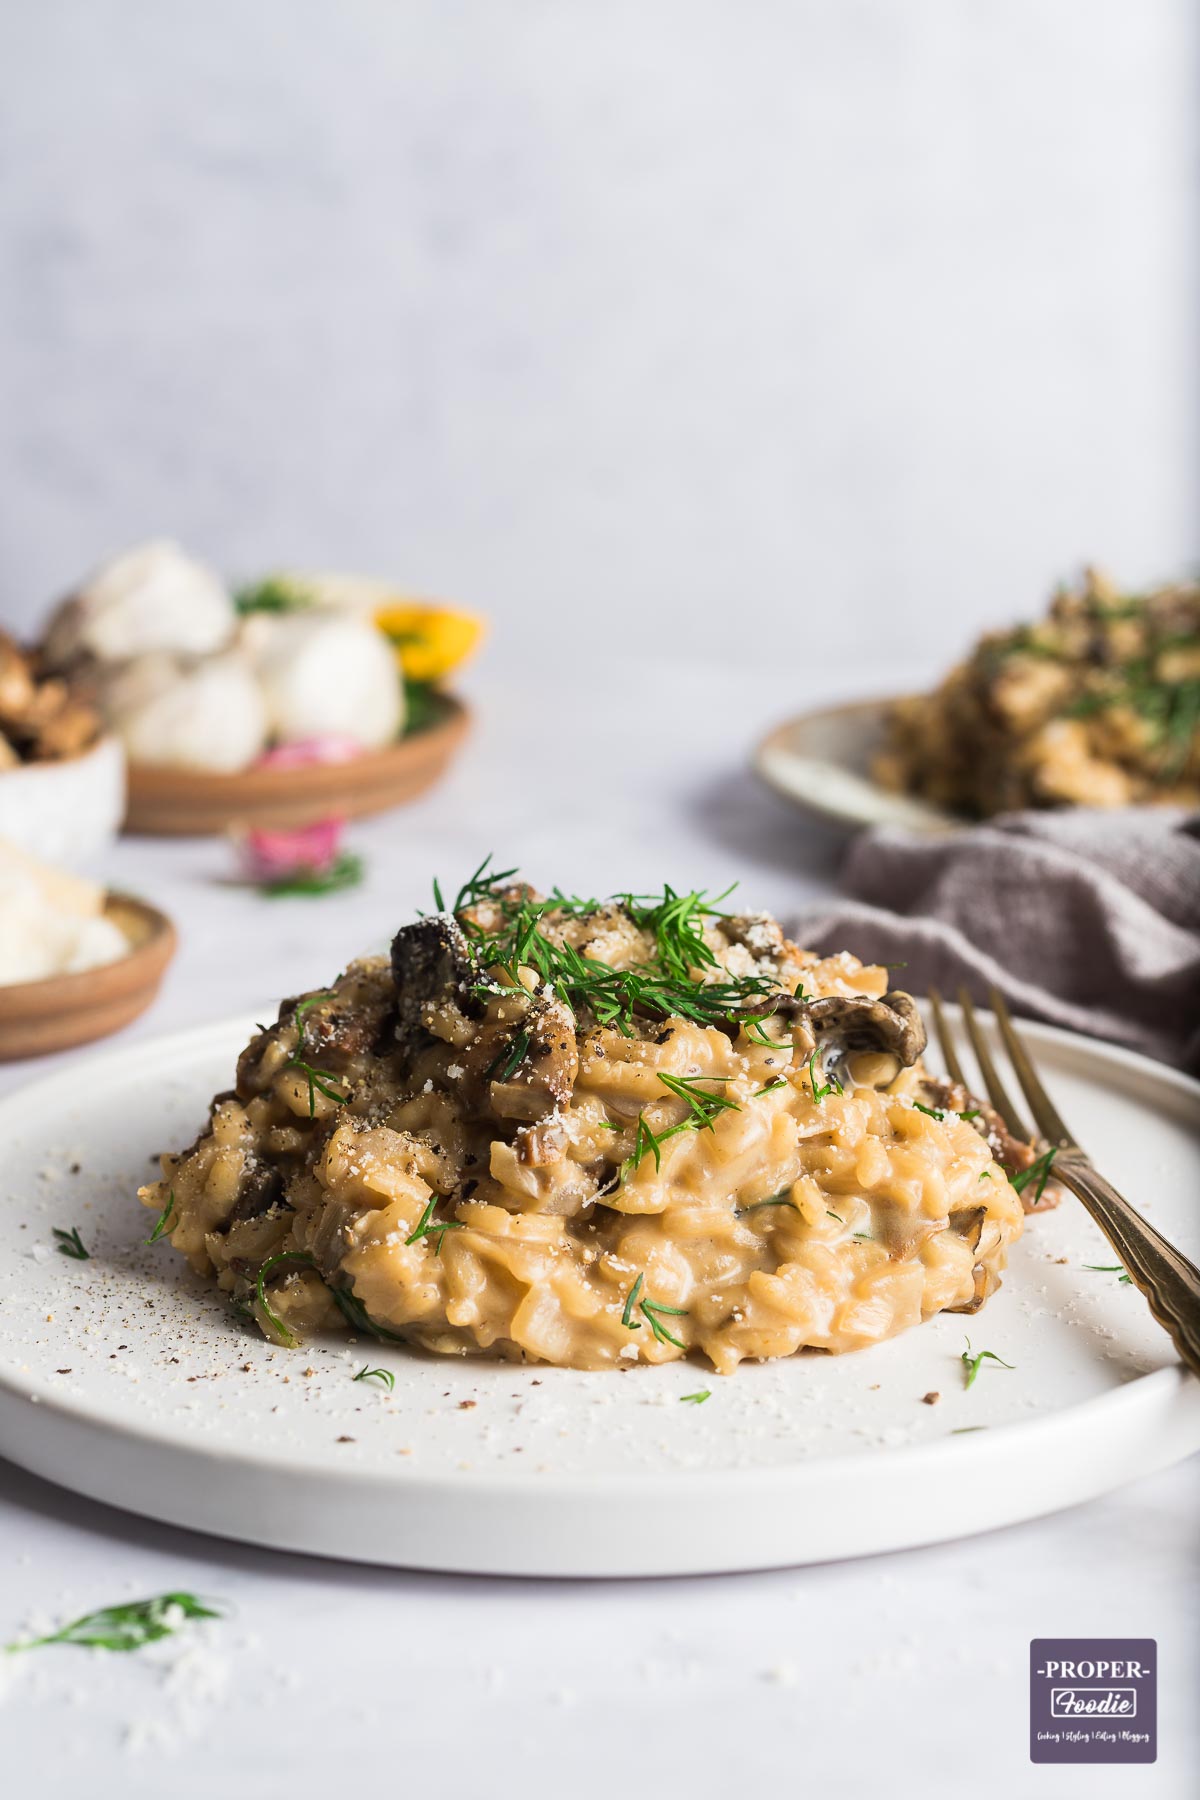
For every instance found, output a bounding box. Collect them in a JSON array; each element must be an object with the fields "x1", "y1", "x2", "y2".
[{"x1": 0, "y1": 653, "x2": 1196, "y2": 1798}]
